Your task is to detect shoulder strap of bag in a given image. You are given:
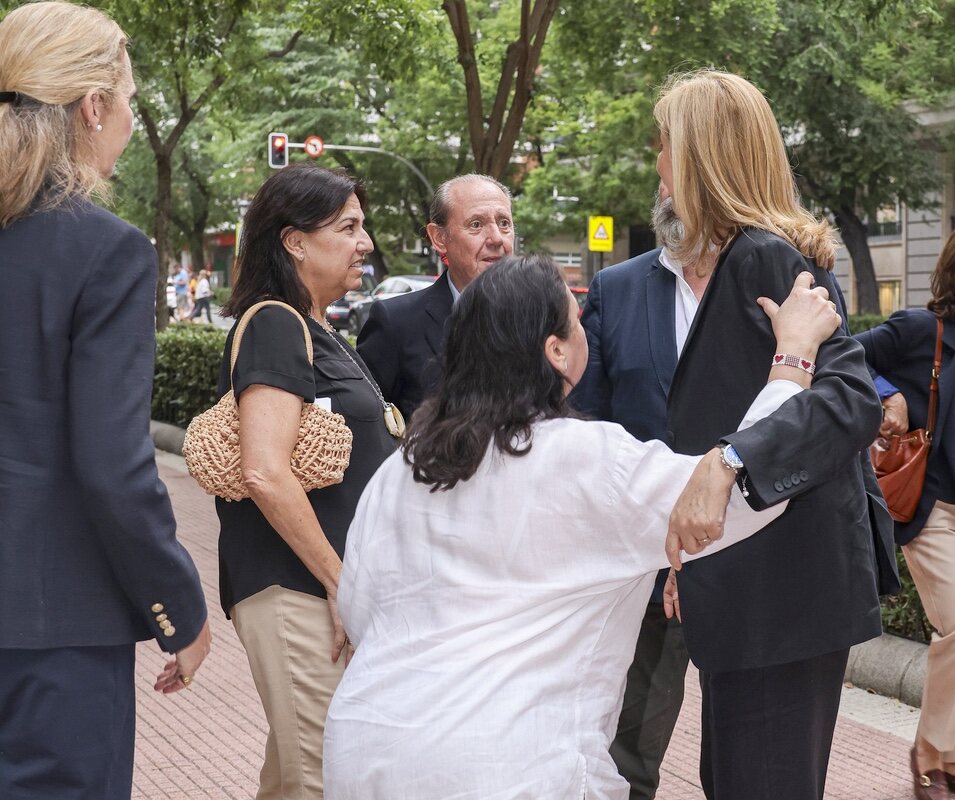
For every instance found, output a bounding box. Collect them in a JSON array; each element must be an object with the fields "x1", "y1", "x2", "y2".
[
  {"x1": 927, "y1": 317, "x2": 943, "y2": 439},
  {"x1": 228, "y1": 300, "x2": 313, "y2": 392}
]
